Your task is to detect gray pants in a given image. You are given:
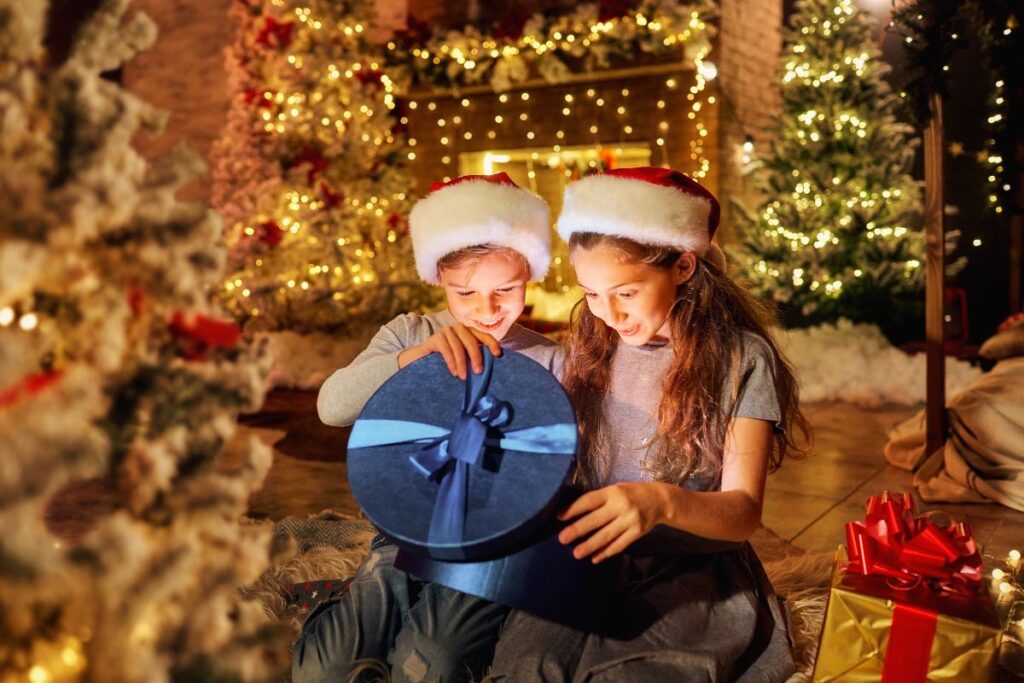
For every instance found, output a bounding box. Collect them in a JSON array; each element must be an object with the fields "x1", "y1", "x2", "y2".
[
  {"x1": 292, "y1": 540, "x2": 510, "y2": 683},
  {"x1": 488, "y1": 547, "x2": 795, "y2": 683}
]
